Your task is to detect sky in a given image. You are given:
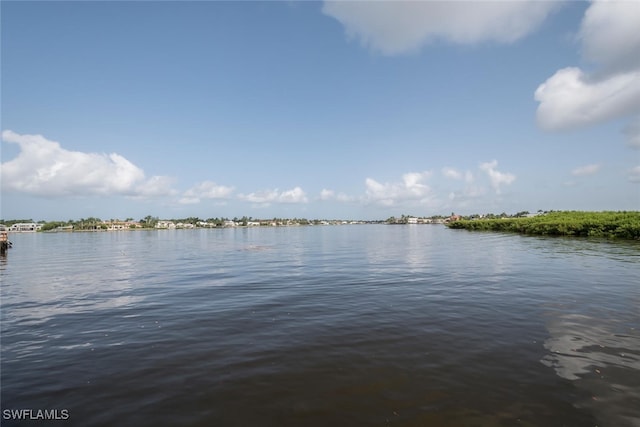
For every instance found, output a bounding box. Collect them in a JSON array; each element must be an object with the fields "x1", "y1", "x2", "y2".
[{"x1": 1, "y1": 0, "x2": 639, "y2": 221}]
